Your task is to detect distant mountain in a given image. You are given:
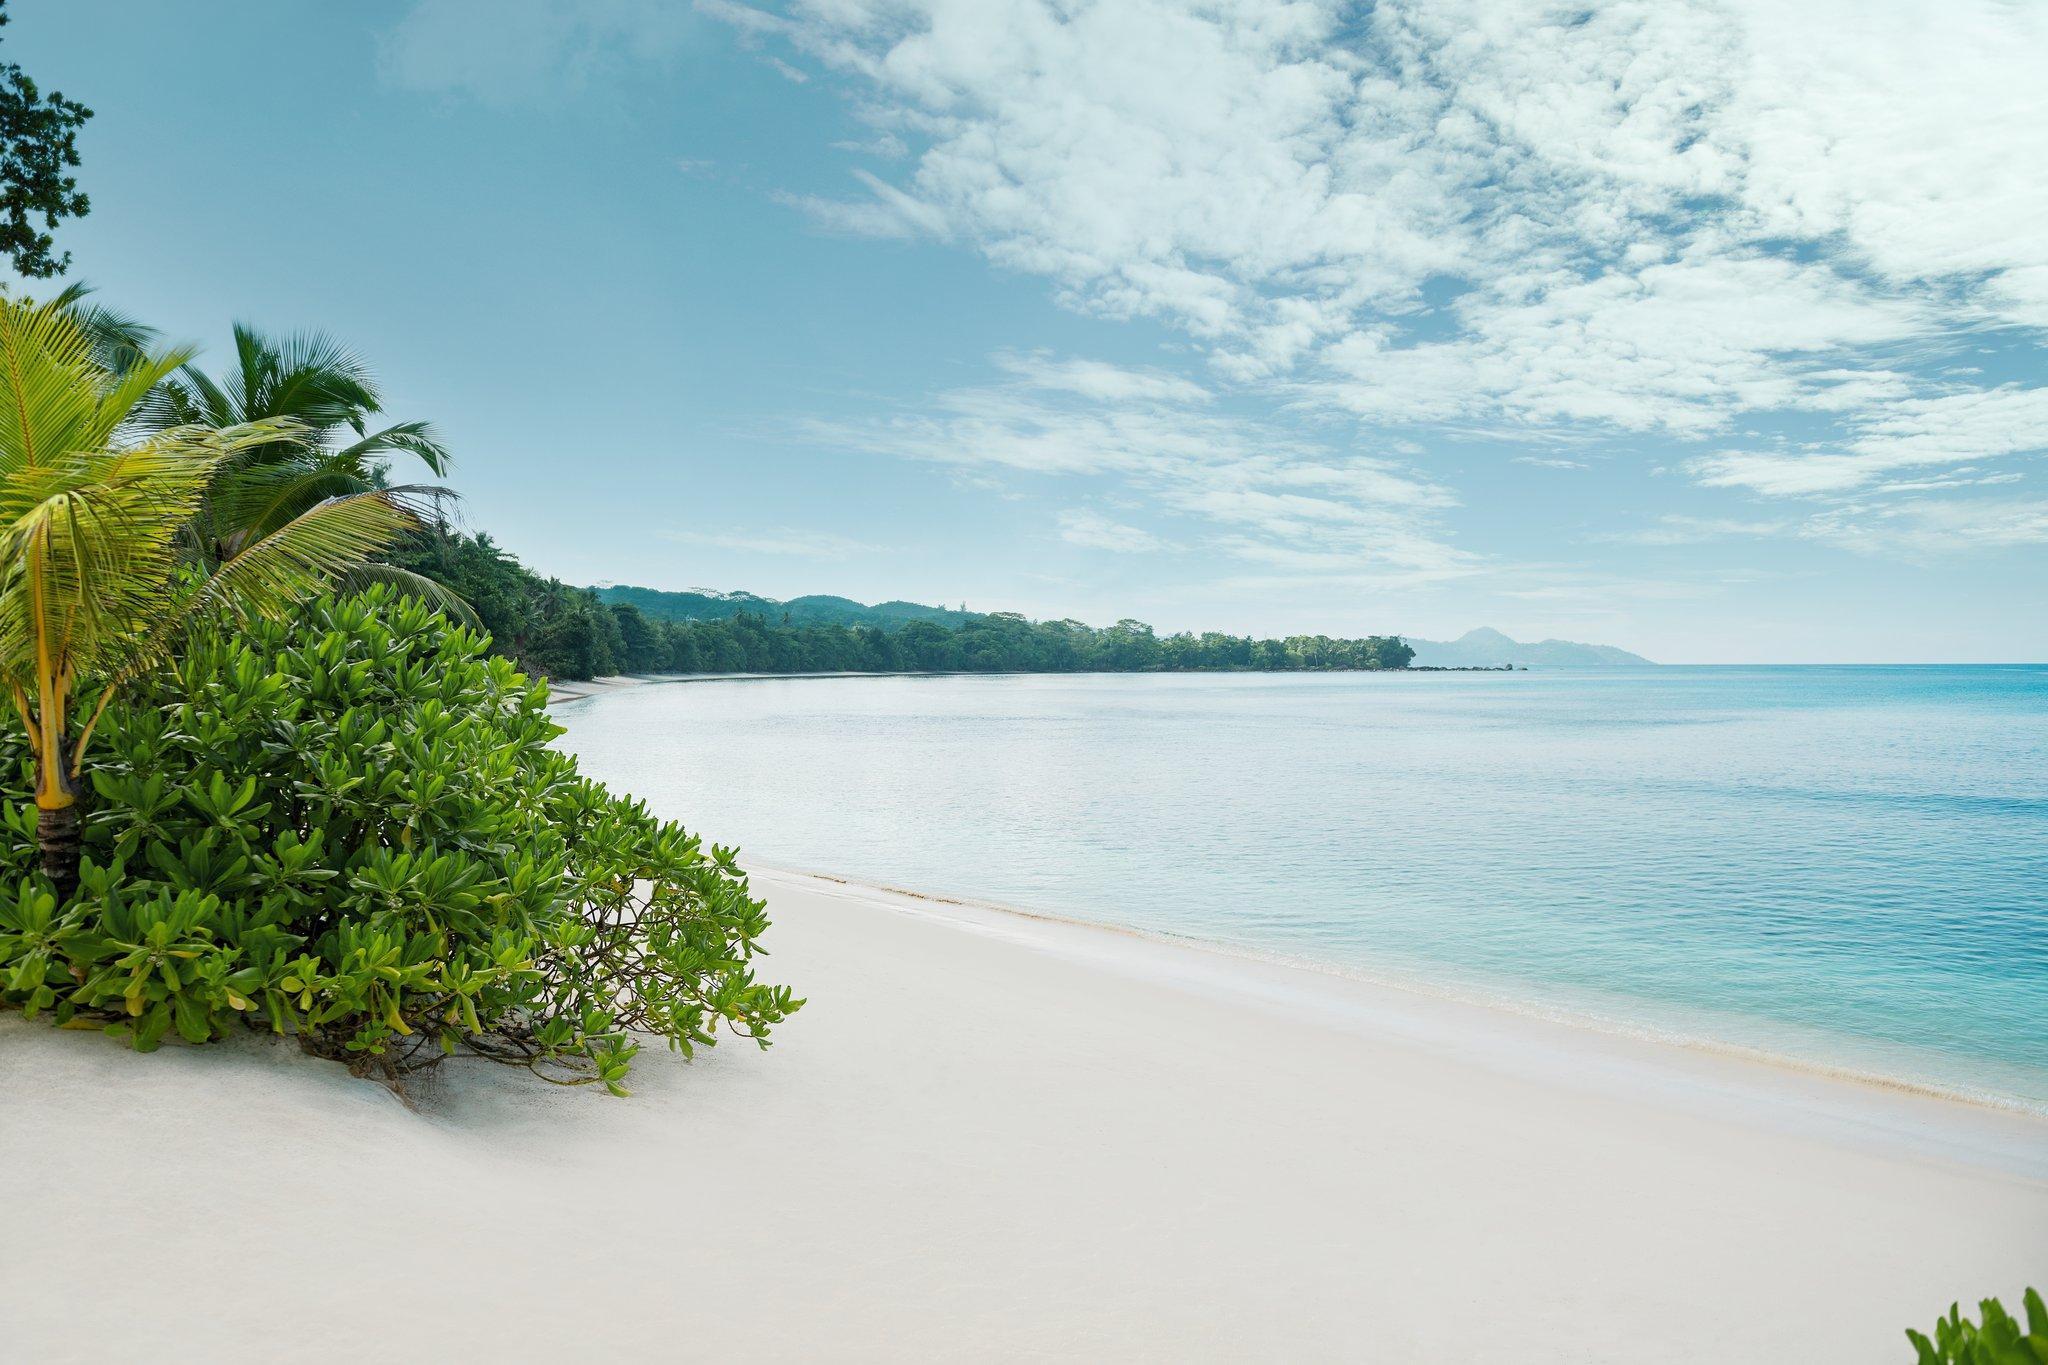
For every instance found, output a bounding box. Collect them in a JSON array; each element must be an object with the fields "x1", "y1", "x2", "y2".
[
  {"x1": 595, "y1": 585, "x2": 976, "y2": 631},
  {"x1": 1406, "y1": 627, "x2": 1652, "y2": 667}
]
